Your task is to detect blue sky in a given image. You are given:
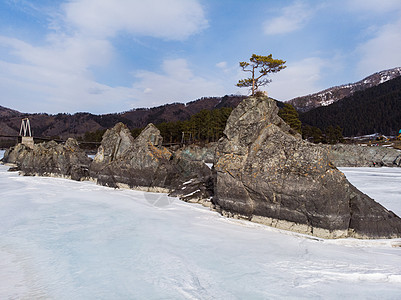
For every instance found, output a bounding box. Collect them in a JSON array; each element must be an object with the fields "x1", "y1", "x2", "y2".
[{"x1": 1, "y1": 0, "x2": 401, "y2": 114}]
